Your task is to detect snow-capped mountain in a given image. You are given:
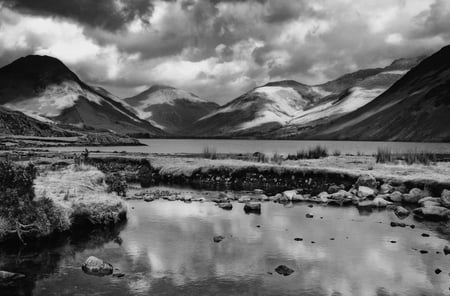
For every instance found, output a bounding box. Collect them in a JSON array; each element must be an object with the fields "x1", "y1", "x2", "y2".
[
  {"x1": 190, "y1": 57, "x2": 422, "y2": 138},
  {"x1": 292, "y1": 45, "x2": 450, "y2": 142},
  {"x1": 125, "y1": 85, "x2": 219, "y2": 134},
  {"x1": 0, "y1": 55, "x2": 165, "y2": 137}
]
